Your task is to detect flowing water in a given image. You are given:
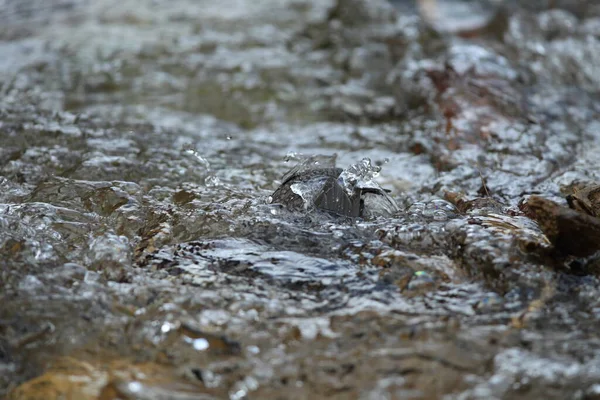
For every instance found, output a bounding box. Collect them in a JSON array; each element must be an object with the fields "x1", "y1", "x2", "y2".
[{"x1": 2, "y1": 0, "x2": 600, "y2": 399}]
